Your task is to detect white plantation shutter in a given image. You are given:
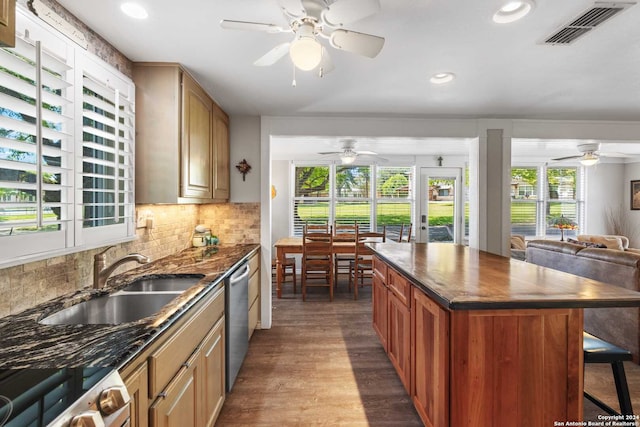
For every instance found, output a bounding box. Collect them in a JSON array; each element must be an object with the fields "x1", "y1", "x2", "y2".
[
  {"x1": 0, "y1": 15, "x2": 73, "y2": 260},
  {"x1": 0, "y1": 8, "x2": 136, "y2": 267},
  {"x1": 76, "y1": 54, "x2": 135, "y2": 244}
]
